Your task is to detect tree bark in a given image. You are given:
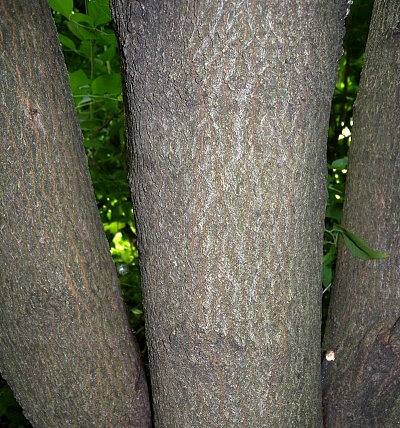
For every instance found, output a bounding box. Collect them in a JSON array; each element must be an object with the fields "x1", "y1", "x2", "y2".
[
  {"x1": 112, "y1": 1, "x2": 347, "y2": 426},
  {"x1": 0, "y1": 1, "x2": 151, "y2": 426},
  {"x1": 323, "y1": 1, "x2": 400, "y2": 426}
]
